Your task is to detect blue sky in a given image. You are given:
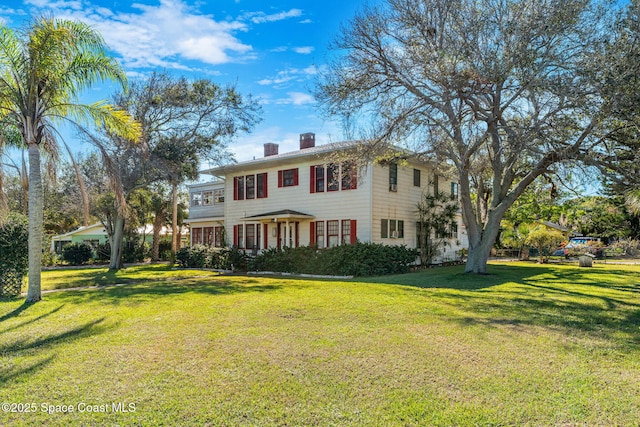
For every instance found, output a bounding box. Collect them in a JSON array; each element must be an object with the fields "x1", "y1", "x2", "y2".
[{"x1": 0, "y1": 0, "x2": 368, "y2": 163}]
